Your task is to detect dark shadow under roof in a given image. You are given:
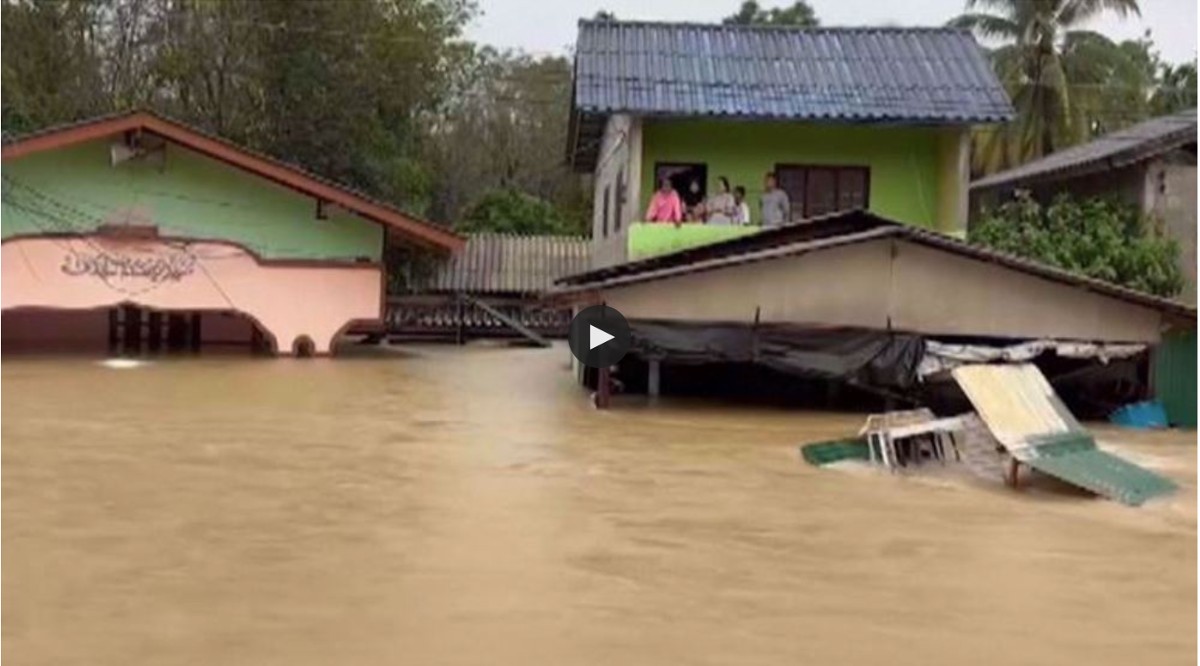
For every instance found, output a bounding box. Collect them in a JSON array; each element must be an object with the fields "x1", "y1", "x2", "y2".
[
  {"x1": 569, "y1": 20, "x2": 1014, "y2": 170},
  {"x1": 972, "y1": 110, "x2": 1198, "y2": 191},
  {"x1": 556, "y1": 210, "x2": 1196, "y2": 320}
]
